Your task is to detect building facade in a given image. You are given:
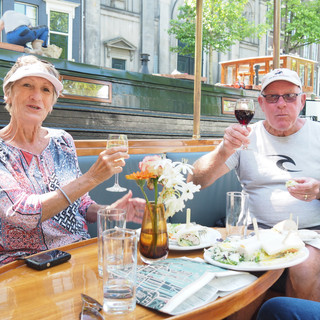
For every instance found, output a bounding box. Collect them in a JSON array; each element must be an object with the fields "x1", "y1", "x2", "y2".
[
  {"x1": 84, "y1": 0, "x2": 269, "y2": 85},
  {"x1": 0, "y1": 0, "x2": 319, "y2": 93},
  {"x1": 0, "y1": 1, "x2": 268, "y2": 80}
]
